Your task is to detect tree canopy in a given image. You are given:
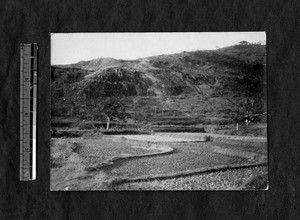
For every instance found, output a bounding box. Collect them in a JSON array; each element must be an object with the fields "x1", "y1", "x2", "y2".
[{"x1": 86, "y1": 97, "x2": 127, "y2": 129}]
